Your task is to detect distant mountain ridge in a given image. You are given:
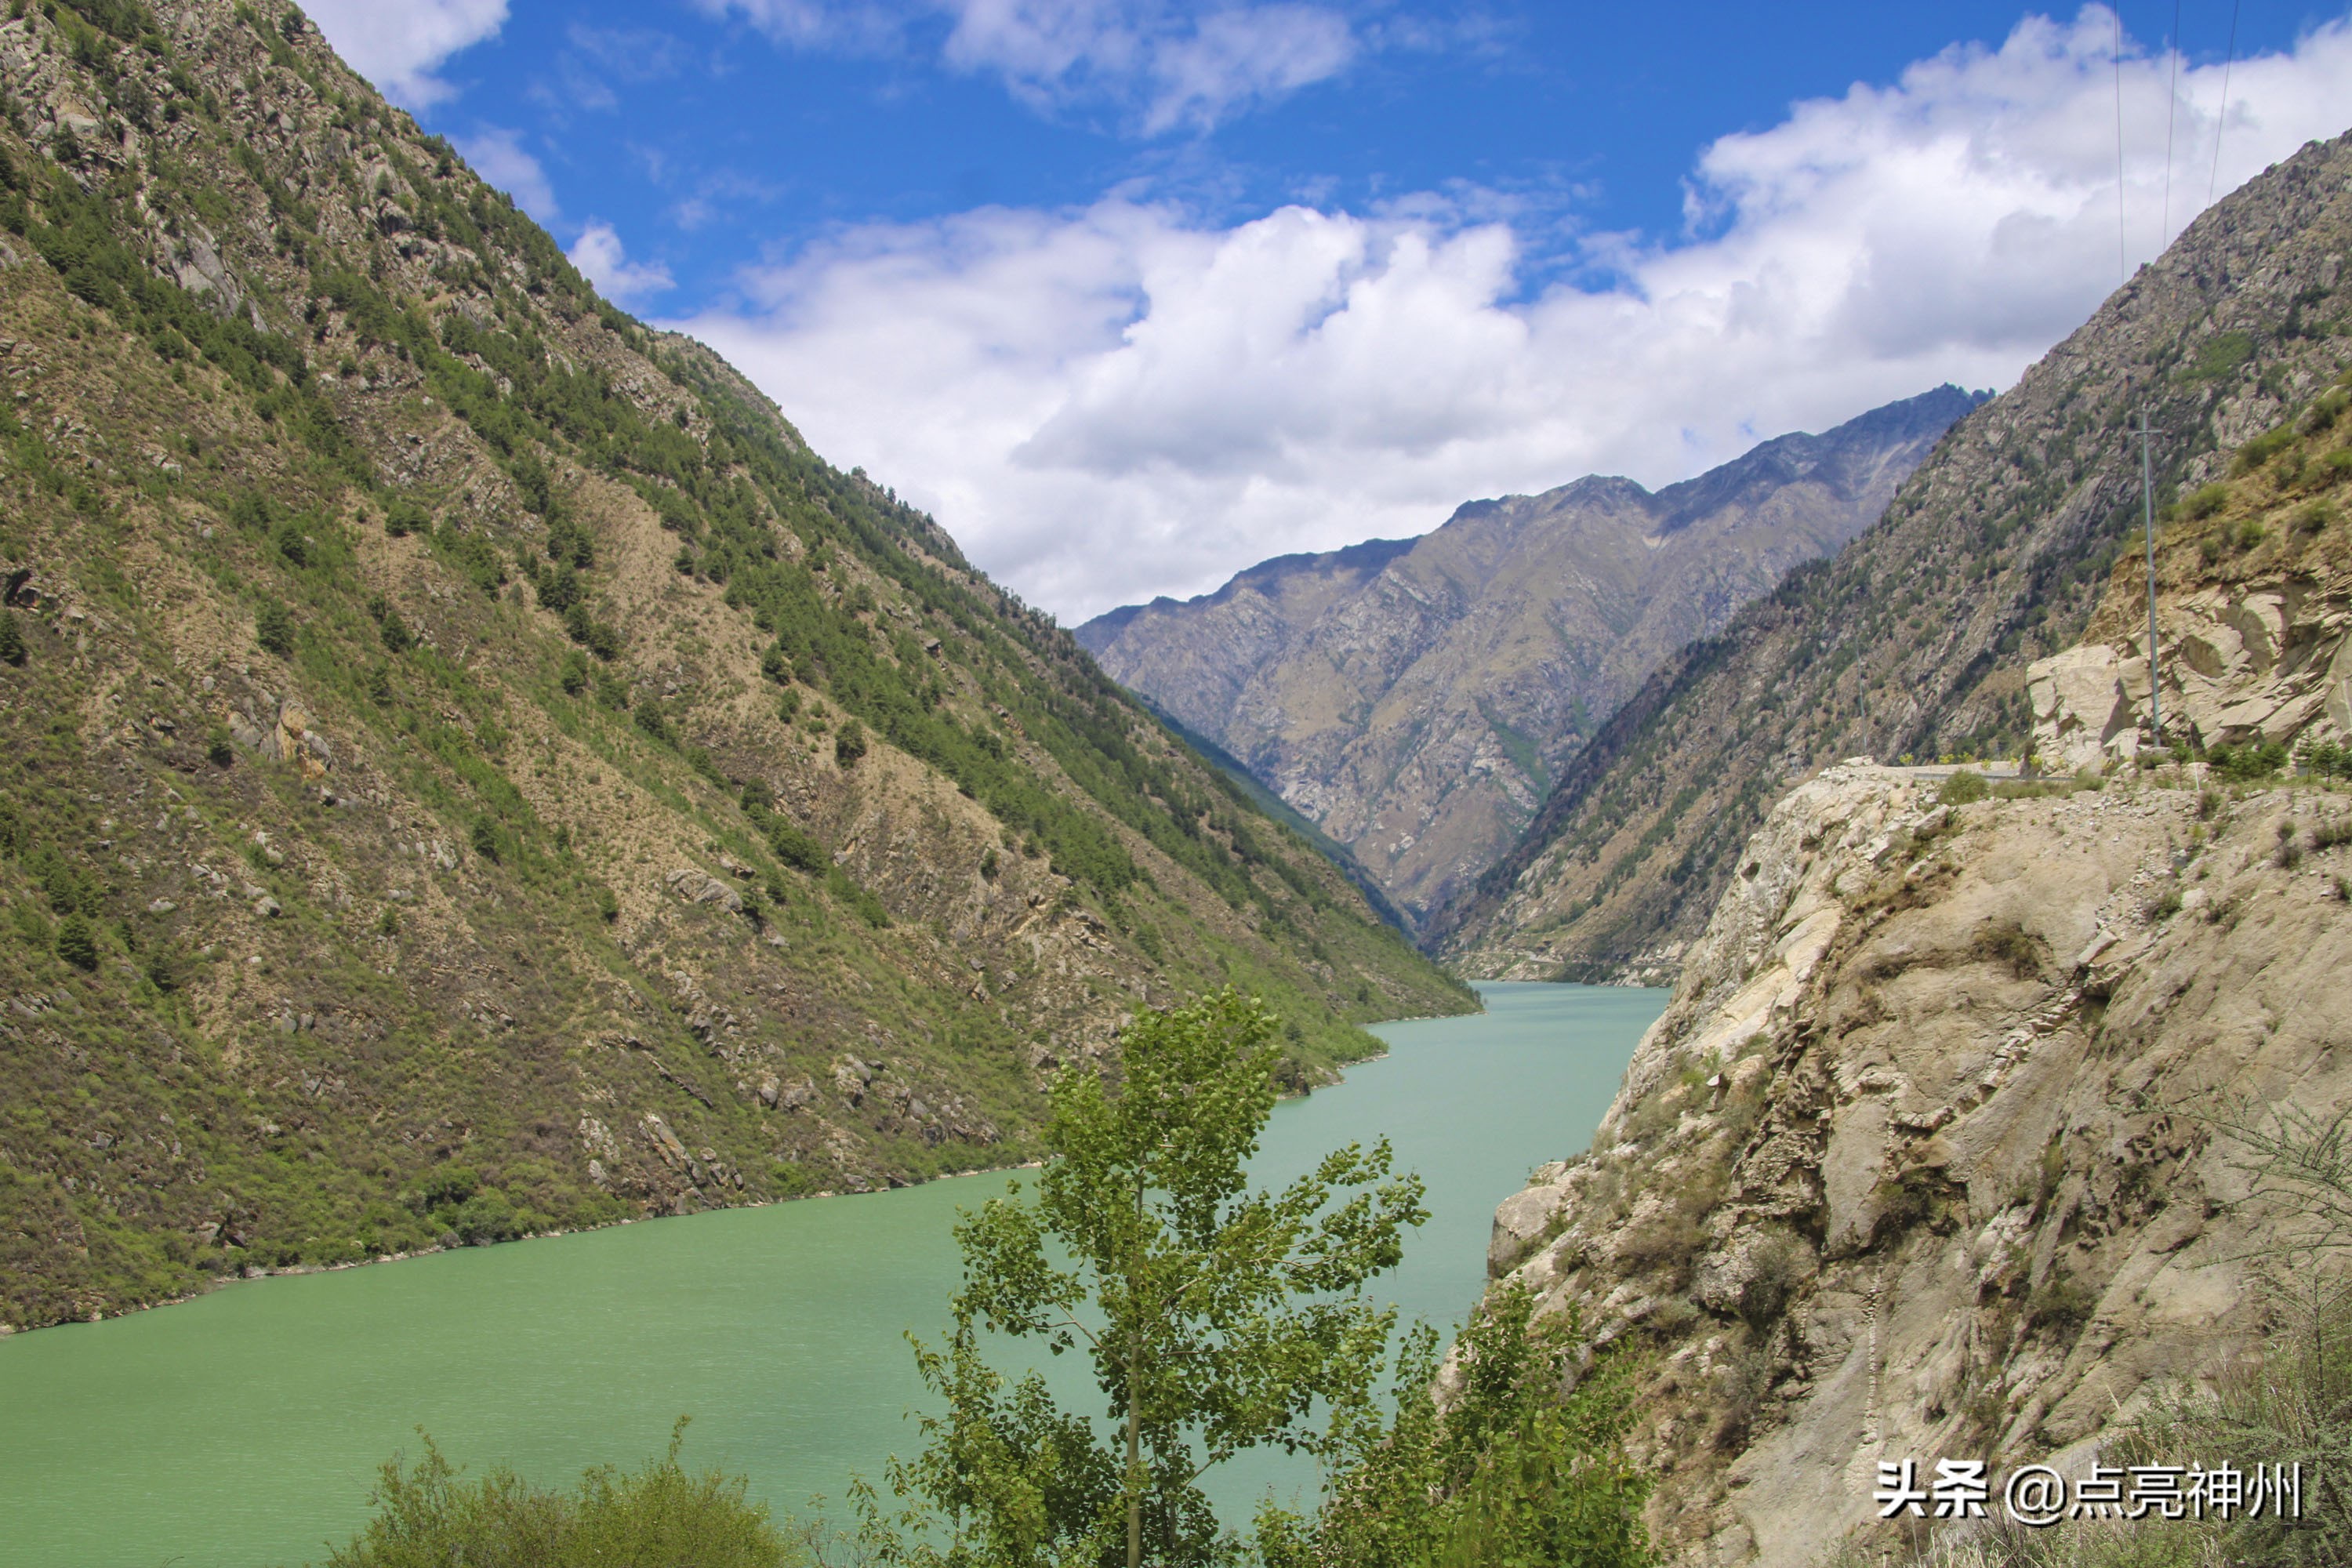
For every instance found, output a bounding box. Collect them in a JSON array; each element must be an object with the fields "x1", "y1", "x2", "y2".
[
  {"x1": 1079, "y1": 387, "x2": 1983, "y2": 929},
  {"x1": 1439, "y1": 128, "x2": 2352, "y2": 982}
]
